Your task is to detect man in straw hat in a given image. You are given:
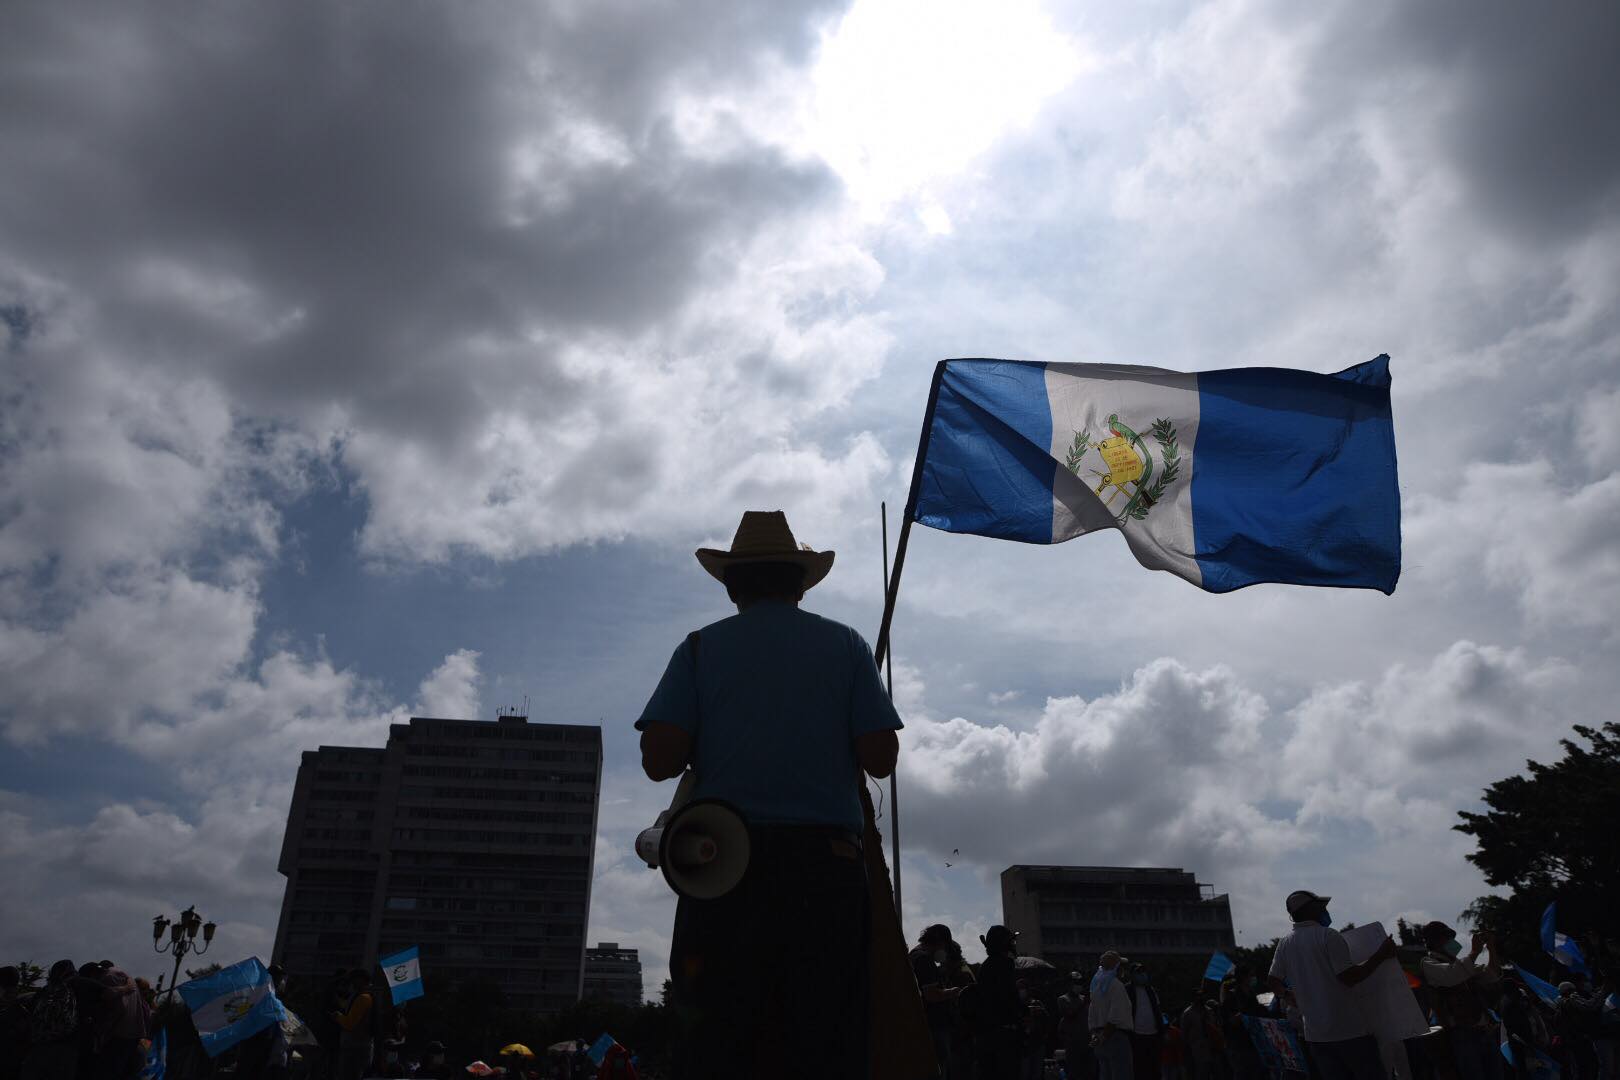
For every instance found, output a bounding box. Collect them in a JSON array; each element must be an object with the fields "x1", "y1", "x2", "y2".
[{"x1": 636, "y1": 510, "x2": 904, "y2": 1079}]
